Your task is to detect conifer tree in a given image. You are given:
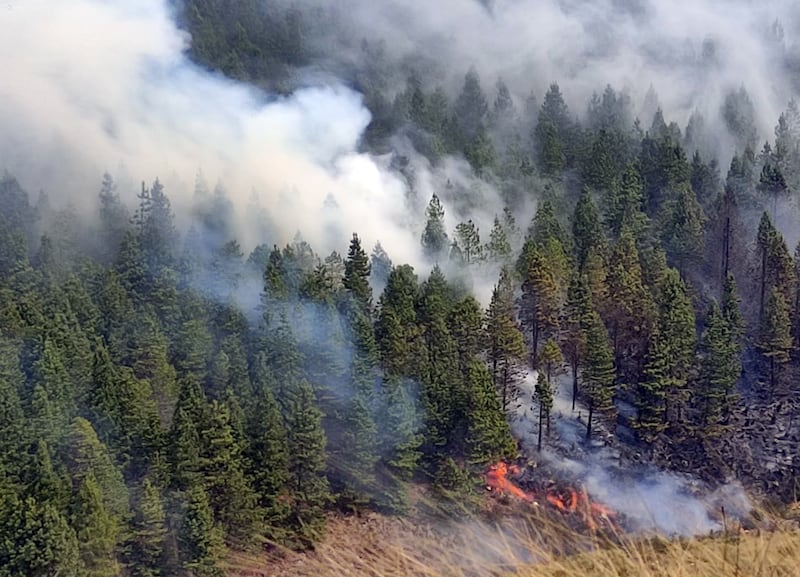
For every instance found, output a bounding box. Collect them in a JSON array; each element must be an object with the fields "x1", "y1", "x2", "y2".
[
  {"x1": 758, "y1": 288, "x2": 792, "y2": 392},
  {"x1": 245, "y1": 384, "x2": 290, "y2": 535},
  {"x1": 180, "y1": 484, "x2": 225, "y2": 577},
  {"x1": 572, "y1": 188, "x2": 604, "y2": 270},
  {"x1": 197, "y1": 400, "x2": 260, "y2": 544},
  {"x1": 696, "y1": 301, "x2": 740, "y2": 433},
  {"x1": 637, "y1": 269, "x2": 696, "y2": 436},
  {"x1": 0, "y1": 494, "x2": 82, "y2": 577},
  {"x1": 582, "y1": 311, "x2": 615, "y2": 441},
  {"x1": 421, "y1": 194, "x2": 449, "y2": 261},
  {"x1": 72, "y1": 471, "x2": 119, "y2": 577},
  {"x1": 562, "y1": 274, "x2": 593, "y2": 410},
  {"x1": 485, "y1": 215, "x2": 512, "y2": 263},
  {"x1": 128, "y1": 478, "x2": 168, "y2": 577},
  {"x1": 519, "y1": 246, "x2": 561, "y2": 368},
  {"x1": 284, "y1": 380, "x2": 330, "y2": 547},
  {"x1": 464, "y1": 360, "x2": 517, "y2": 463},
  {"x1": 485, "y1": 268, "x2": 527, "y2": 412}
]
